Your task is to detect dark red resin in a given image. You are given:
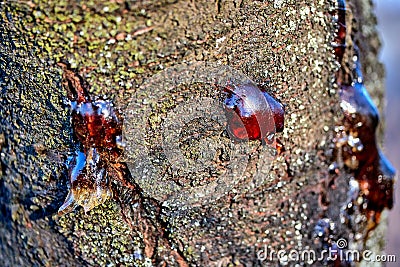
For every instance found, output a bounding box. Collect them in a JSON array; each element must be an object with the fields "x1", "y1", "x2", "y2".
[
  {"x1": 331, "y1": 0, "x2": 347, "y2": 63},
  {"x1": 222, "y1": 82, "x2": 284, "y2": 142},
  {"x1": 338, "y1": 83, "x2": 394, "y2": 221},
  {"x1": 58, "y1": 63, "x2": 132, "y2": 214},
  {"x1": 57, "y1": 63, "x2": 190, "y2": 264},
  {"x1": 331, "y1": 0, "x2": 394, "y2": 231},
  {"x1": 313, "y1": 2, "x2": 394, "y2": 261}
]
